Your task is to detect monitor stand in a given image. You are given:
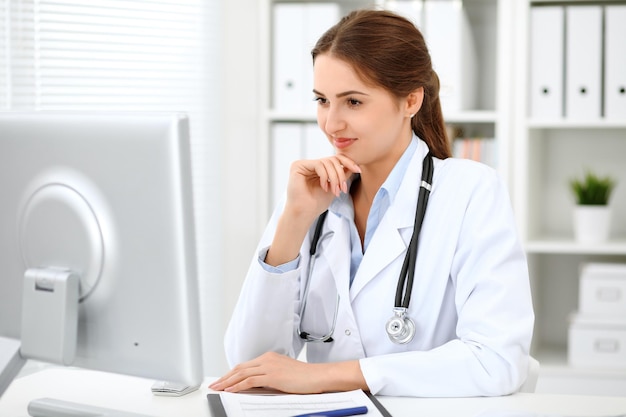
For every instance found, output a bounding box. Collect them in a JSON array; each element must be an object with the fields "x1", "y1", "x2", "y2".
[
  {"x1": 27, "y1": 398, "x2": 155, "y2": 417},
  {"x1": 0, "y1": 337, "x2": 26, "y2": 398},
  {"x1": 1, "y1": 339, "x2": 155, "y2": 417},
  {"x1": 1, "y1": 274, "x2": 159, "y2": 417}
]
